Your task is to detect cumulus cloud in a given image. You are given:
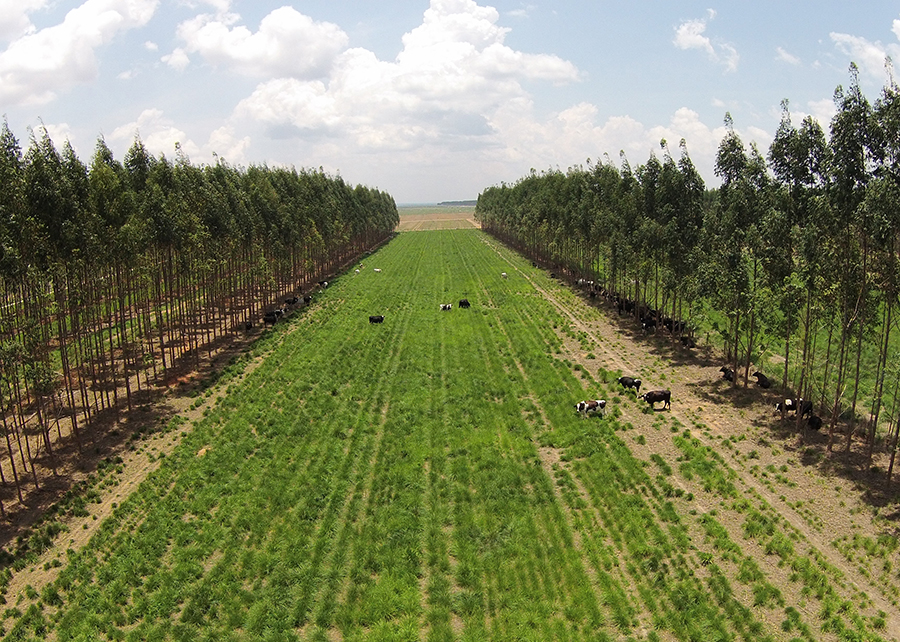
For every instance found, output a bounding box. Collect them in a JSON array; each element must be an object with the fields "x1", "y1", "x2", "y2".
[
  {"x1": 673, "y1": 10, "x2": 738, "y2": 72},
  {"x1": 109, "y1": 107, "x2": 249, "y2": 165},
  {"x1": 0, "y1": 0, "x2": 159, "y2": 106},
  {"x1": 830, "y1": 31, "x2": 899, "y2": 79},
  {"x1": 0, "y1": 0, "x2": 48, "y2": 41},
  {"x1": 170, "y1": 6, "x2": 348, "y2": 78},
  {"x1": 233, "y1": 0, "x2": 579, "y2": 153}
]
